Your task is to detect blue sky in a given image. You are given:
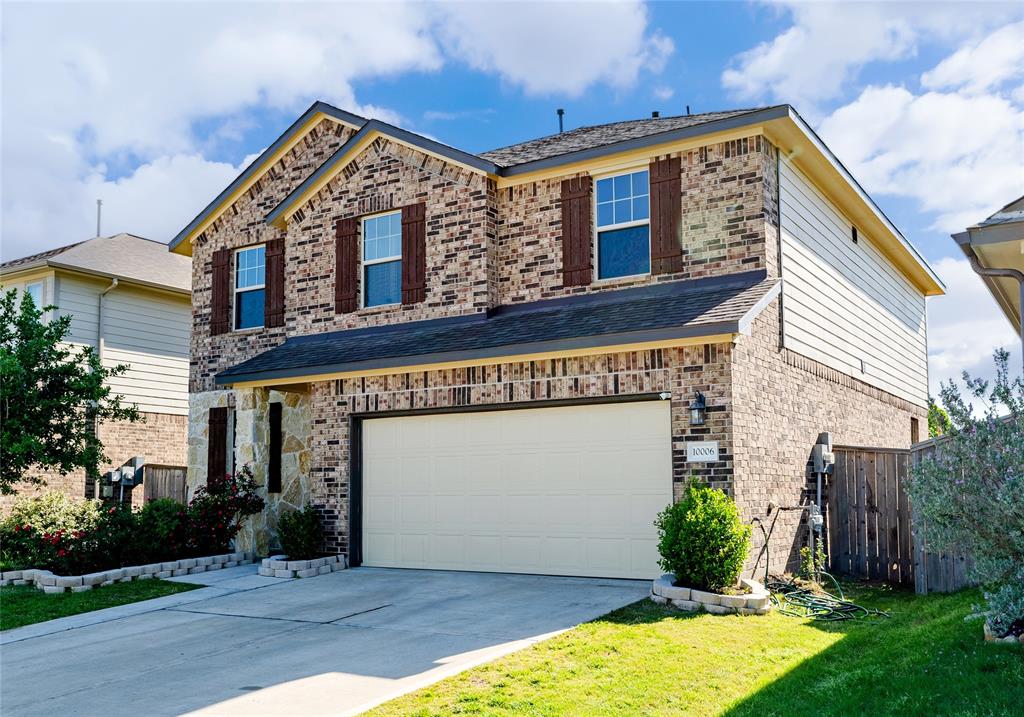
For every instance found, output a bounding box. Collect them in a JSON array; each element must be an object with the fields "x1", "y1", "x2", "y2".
[{"x1": 2, "y1": 1, "x2": 1023, "y2": 395}]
